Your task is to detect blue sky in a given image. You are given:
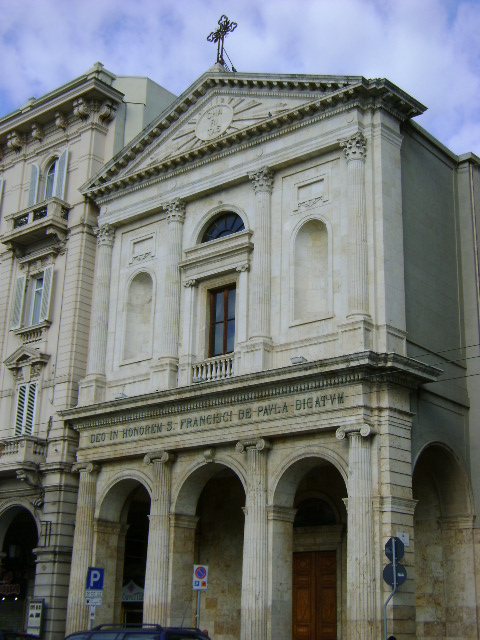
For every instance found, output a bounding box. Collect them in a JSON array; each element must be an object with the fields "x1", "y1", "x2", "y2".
[{"x1": 1, "y1": 0, "x2": 479, "y2": 156}]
